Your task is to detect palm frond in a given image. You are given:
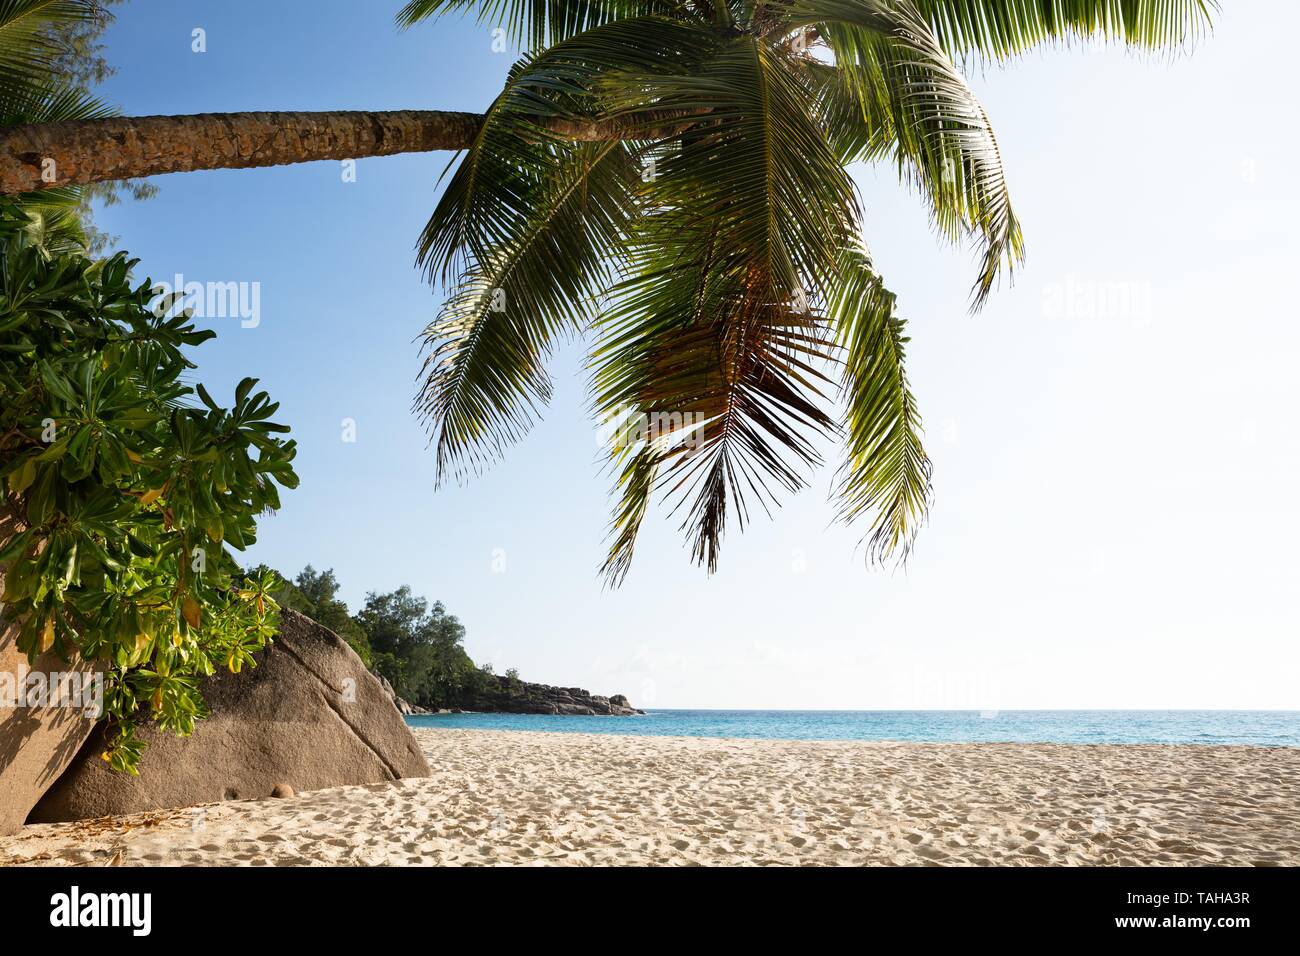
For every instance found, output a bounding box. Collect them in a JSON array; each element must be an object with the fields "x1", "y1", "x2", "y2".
[
  {"x1": 416, "y1": 16, "x2": 718, "y2": 281},
  {"x1": 593, "y1": 36, "x2": 853, "y2": 581},
  {"x1": 914, "y1": 0, "x2": 1216, "y2": 60},
  {"x1": 395, "y1": 0, "x2": 687, "y2": 48},
  {"x1": 415, "y1": 71, "x2": 551, "y2": 286},
  {"x1": 415, "y1": 17, "x2": 726, "y2": 484},
  {"x1": 829, "y1": 243, "x2": 932, "y2": 564},
  {"x1": 786, "y1": 0, "x2": 1024, "y2": 308},
  {"x1": 596, "y1": 274, "x2": 842, "y2": 582},
  {"x1": 0, "y1": 0, "x2": 99, "y2": 85},
  {"x1": 0, "y1": 76, "x2": 112, "y2": 126},
  {"x1": 417, "y1": 138, "x2": 643, "y2": 484}
]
